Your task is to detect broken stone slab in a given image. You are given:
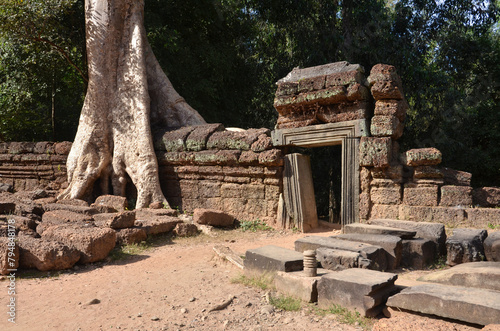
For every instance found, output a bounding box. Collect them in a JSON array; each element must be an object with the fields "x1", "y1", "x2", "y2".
[
  {"x1": 43, "y1": 203, "x2": 99, "y2": 216},
  {"x1": 37, "y1": 210, "x2": 94, "y2": 235},
  {"x1": 244, "y1": 245, "x2": 304, "y2": 273},
  {"x1": 94, "y1": 211, "x2": 136, "y2": 229},
  {"x1": 274, "y1": 269, "x2": 331, "y2": 303},
  {"x1": 316, "y1": 247, "x2": 364, "y2": 271},
  {"x1": 173, "y1": 223, "x2": 199, "y2": 237},
  {"x1": 41, "y1": 225, "x2": 116, "y2": 264},
  {"x1": 193, "y1": 208, "x2": 235, "y2": 227},
  {"x1": 387, "y1": 283, "x2": 500, "y2": 326},
  {"x1": 485, "y1": 232, "x2": 500, "y2": 262},
  {"x1": 135, "y1": 216, "x2": 182, "y2": 236},
  {"x1": 91, "y1": 195, "x2": 128, "y2": 213},
  {"x1": 295, "y1": 236, "x2": 387, "y2": 271},
  {"x1": 185, "y1": 123, "x2": 225, "y2": 152},
  {"x1": 18, "y1": 236, "x2": 80, "y2": 271},
  {"x1": 401, "y1": 238, "x2": 436, "y2": 269},
  {"x1": 115, "y1": 227, "x2": 147, "y2": 245},
  {"x1": 343, "y1": 223, "x2": 416, "y2": 239},
  {"x1": 367, "y1": 218, "x2": 446, "y2": 256},
  {"x1": 418, "y1": 261, "x2": 500, "y2": 292},
  {"x1": 334, "y1": 233, "x2": 402, "y2": 270},
  {"x1": 135, "y1": 208, "x2": 178, "y2": 219},
  {"x1": 0, "y1": 237, "x2": 19, "y2": 275},
  {"x1": 317, "y1": 268, "x2": 398, "y2": 317},
  {"x1": 446, "y1": 228, "x2": 487, "y2": 266}
]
